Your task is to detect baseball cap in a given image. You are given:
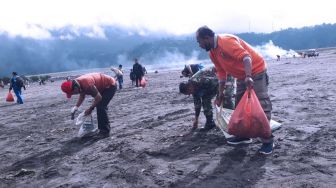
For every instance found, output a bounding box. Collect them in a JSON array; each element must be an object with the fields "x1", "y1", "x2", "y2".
[{"x1": 61, "y1": 80, "x2": 73, "y2": 98}]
